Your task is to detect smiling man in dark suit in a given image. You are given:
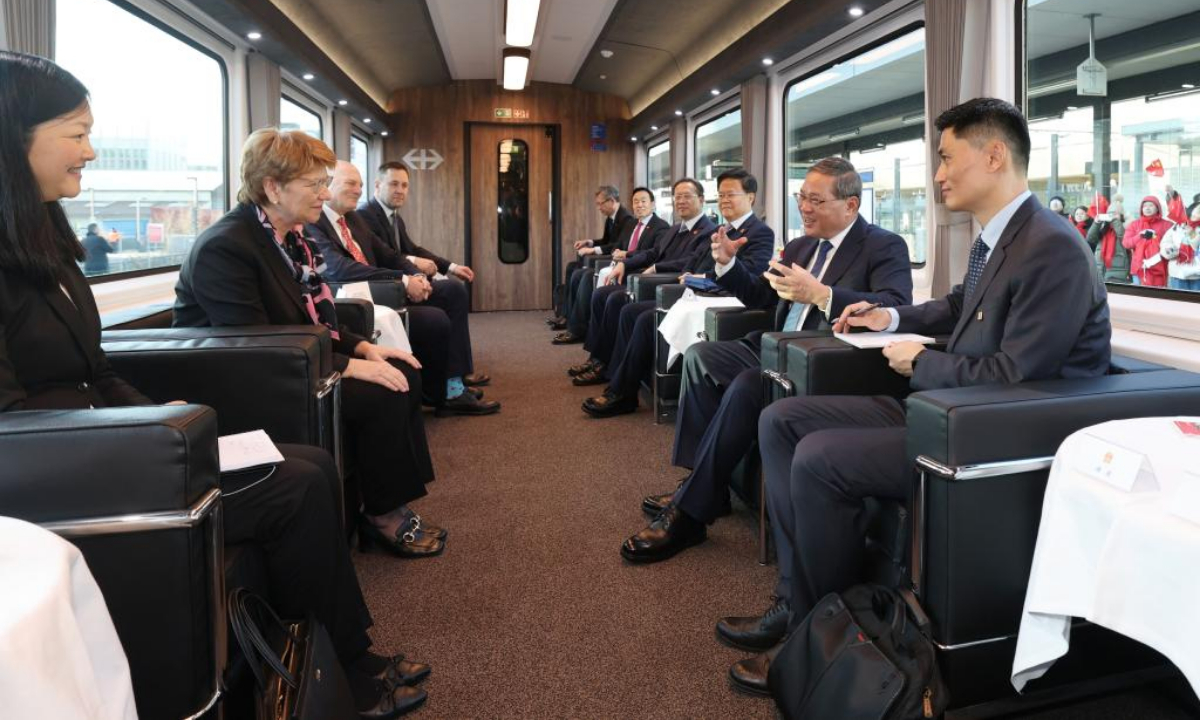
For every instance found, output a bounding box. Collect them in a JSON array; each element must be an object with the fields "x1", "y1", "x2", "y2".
[
  {"x1": 308, "y1": 161, "x2": 498, "y2": 417},
  {"x1": 722, "y1": 98, "x2": 1111, "y2": 696},
  {"x1": 622, "y1": 157, "x2": 913, "y2": 563}
]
